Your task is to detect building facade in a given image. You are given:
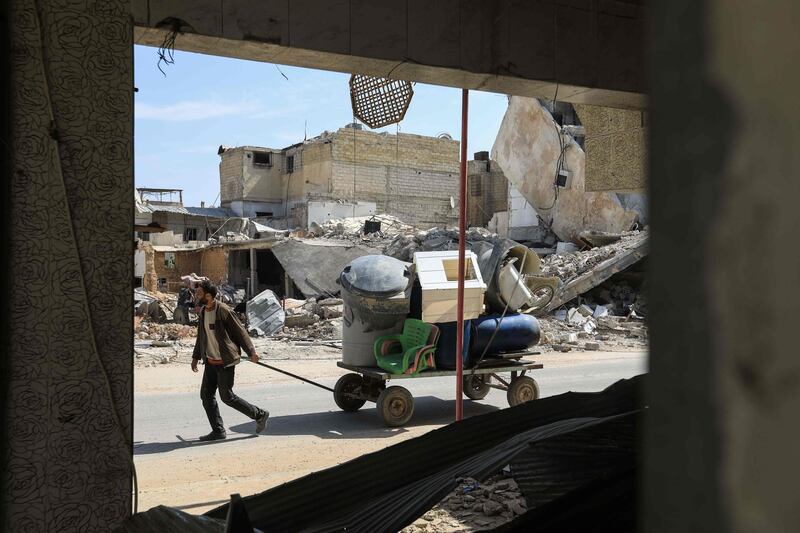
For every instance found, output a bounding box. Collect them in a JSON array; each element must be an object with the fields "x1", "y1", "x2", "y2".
[{"x1": 219, "y1": 125, "x2": 462, "y2": 229}]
